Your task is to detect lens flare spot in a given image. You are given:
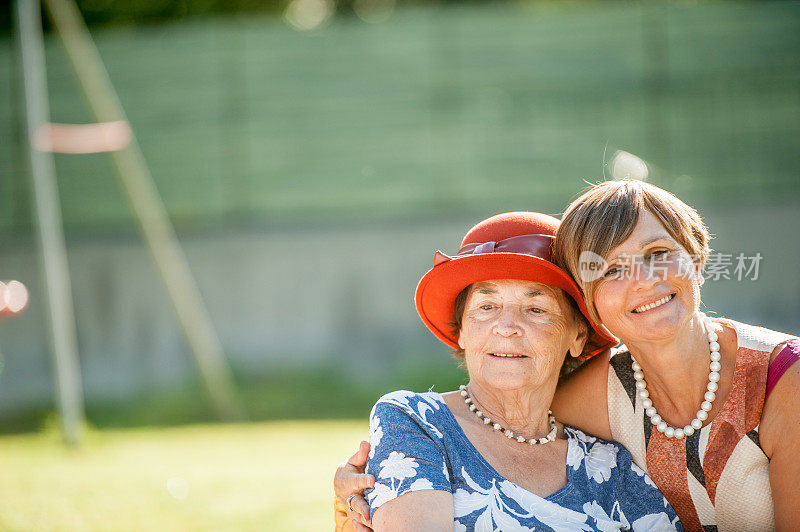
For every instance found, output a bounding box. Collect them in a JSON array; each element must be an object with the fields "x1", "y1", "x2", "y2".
[
  {"x1": 4, "y1": 281, "x2": 29, "y2": 314},
  {"x1": 610, "y1": 150, "x2": 649, "y2": 181},
  {"x1": 284, "y1": 0, "x2": 334, "y2": 31}
]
